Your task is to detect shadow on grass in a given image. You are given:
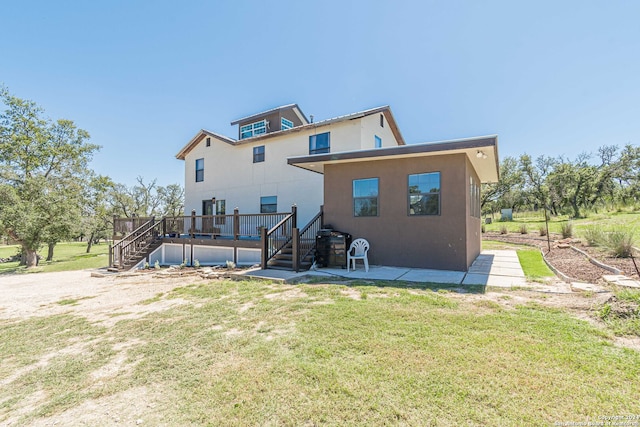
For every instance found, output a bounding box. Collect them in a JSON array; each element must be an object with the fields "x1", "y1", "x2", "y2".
[{"x1": 298, "y1": 276, "x2": 487, "y2": 294}]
